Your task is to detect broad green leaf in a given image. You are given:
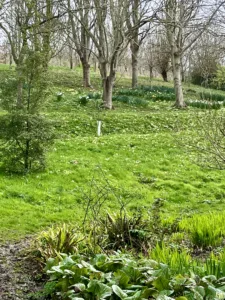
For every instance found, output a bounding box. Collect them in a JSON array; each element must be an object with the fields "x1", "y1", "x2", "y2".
[
  {"x1": 153, "y1": 276, "x2": 170, "y2": 291},
  {"x1": 156, "y1": 296, "x2": 174, "y2": 300},
  {"x1": 202, "y1": 275, "x2": 217, "y2": 283},
  {"x1": 81, "y1": 260, "x2": 100, "y2": 272},
  {"x1": 141, "y1": 287, "x2": 158, "y2": 298},
  {"x1": 45, "y1": 257, "x2": 57, "y2": 271},
  {"x1": 205, "y1": 285, "x2": 217, "y2": 298},
  {"x1": 114, "y1": 270, "x2": 130, "y2": 288},
  {"x1": 171, "y1": 275, "x2": 187, "y2": 286},
  {"x1": 112, "y1": 285, "x2": 128, "y2": 299},
  {"x1": 194, "y1": 286, "x2": 205, "y2": 297},
  {"x1": 64, "y1": 269, "x2": 75, "y2": 275},
  {"x1": 129, "y1": 285, "x2": 144, "y2": 290},
  {"x1": 158, "y1": 290, "x2": 174, "y2": 296},
  {"x1": 92, "y1": 254, "x2": 107, "y2": 267},
  {"x1": 48, "y1": 265, "x2": 64, "y2": 274},
  {"x1": 124, "y1": 290, "x2": 142, "y2": 300},
  {"x1": 87, "y1": 280, "x2": 112, "y2": 299},
  {"x1": 71, "y1": 283, "x2": 86, "y2": 292},
  {"x1": 101, "y1": 261, "x2": 124, "y2": 272},
  {"x1": 122, "y1": 266, "x2": 142, "y2": 283}
]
